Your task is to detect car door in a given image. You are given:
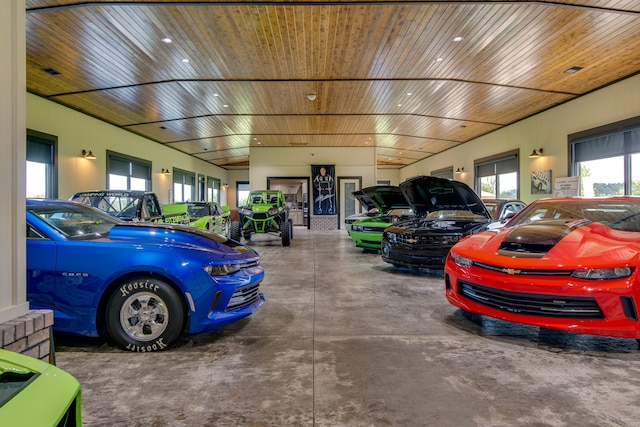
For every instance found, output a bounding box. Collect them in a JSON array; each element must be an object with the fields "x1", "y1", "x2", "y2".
[{"x1": 26, "y1": 224, "x2": 57, "y2": 310}]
